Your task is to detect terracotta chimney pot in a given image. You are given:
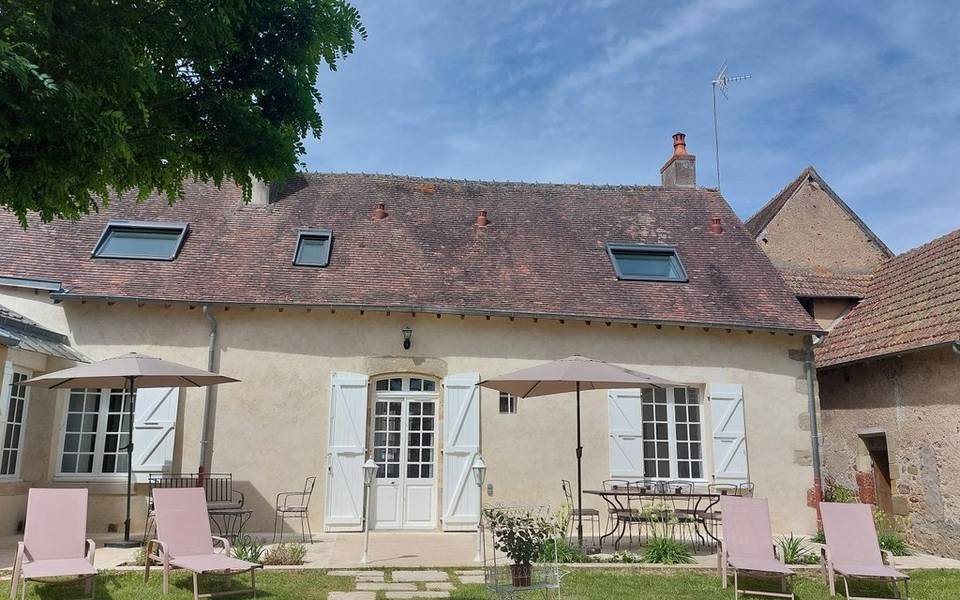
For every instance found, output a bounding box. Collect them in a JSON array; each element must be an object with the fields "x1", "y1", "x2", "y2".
[
  {"x1": 372, "y1": 202, "x2": 388, "y2": 220},
  {"x1": 673, "y1": 132, "x2": 688, "y2": 156},
  {"x1": 708, "y1": 217, "x2": 724, "y2": 234},
  {"x1": 476, "y1": 210, "x2": 490, "y2": 227}
]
